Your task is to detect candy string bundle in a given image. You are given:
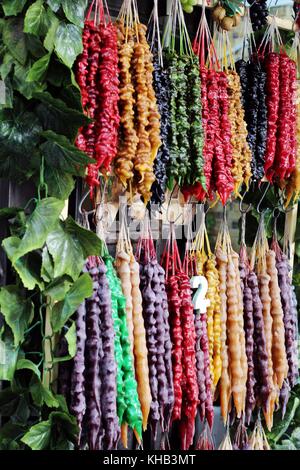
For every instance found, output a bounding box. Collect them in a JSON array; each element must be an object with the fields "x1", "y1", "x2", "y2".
[
  {"x1": 75, "y1": 1, "x2": 120, "y2": 193},
  {"x1": 136, "y1": 214, "x2": 174, "y2": 438},
  {"x1": 114, "y1": 0, "x2": 161, "y2": 203},
  {"x1": 161, "y1": 221, "x2": 198, "y2": 450},
  {"x1": 162, "y1": 0, "x2": 205, "y2": 192}
]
